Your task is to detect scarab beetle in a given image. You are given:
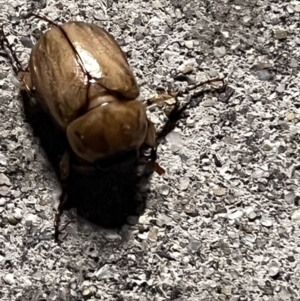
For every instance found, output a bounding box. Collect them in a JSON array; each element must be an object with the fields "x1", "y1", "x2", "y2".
[
  {"x1": 0, "y1": 15, "x2": 165, "y2": 240},
  {"x1": 0, "y1": 14, "x2": 225, "y2": 241},
  {"x1": 15, "y1": 18, "x2": 158, "y2": 170}
]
